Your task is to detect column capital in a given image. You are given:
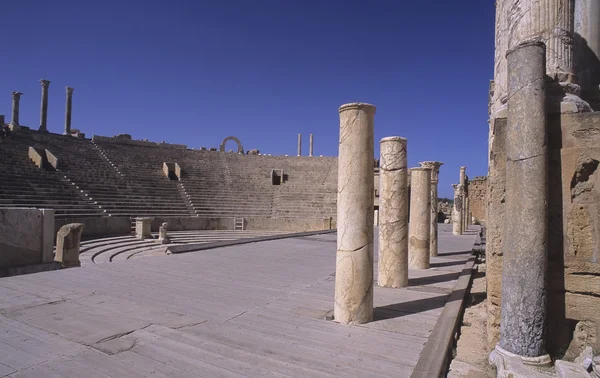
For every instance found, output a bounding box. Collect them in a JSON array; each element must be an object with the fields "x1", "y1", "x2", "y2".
[
  {"x1": 40, "y1": 79, "x2": 51, "y2": 87},
  {"x1": 66, "y1": 86, "x2": 74, "y2": 95},
  {"x1": 419, "y1": 161, "x2": 443, "y2": 183},
  {"x1": 12, "y1": 91, "x2": 23, "y2": 99},
  {"x1": 459, "y1": 166, "x2": 466, "y2": 172},
  {"x1": 338, "y1": 102, "x2": 376, "y2": 114}
]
